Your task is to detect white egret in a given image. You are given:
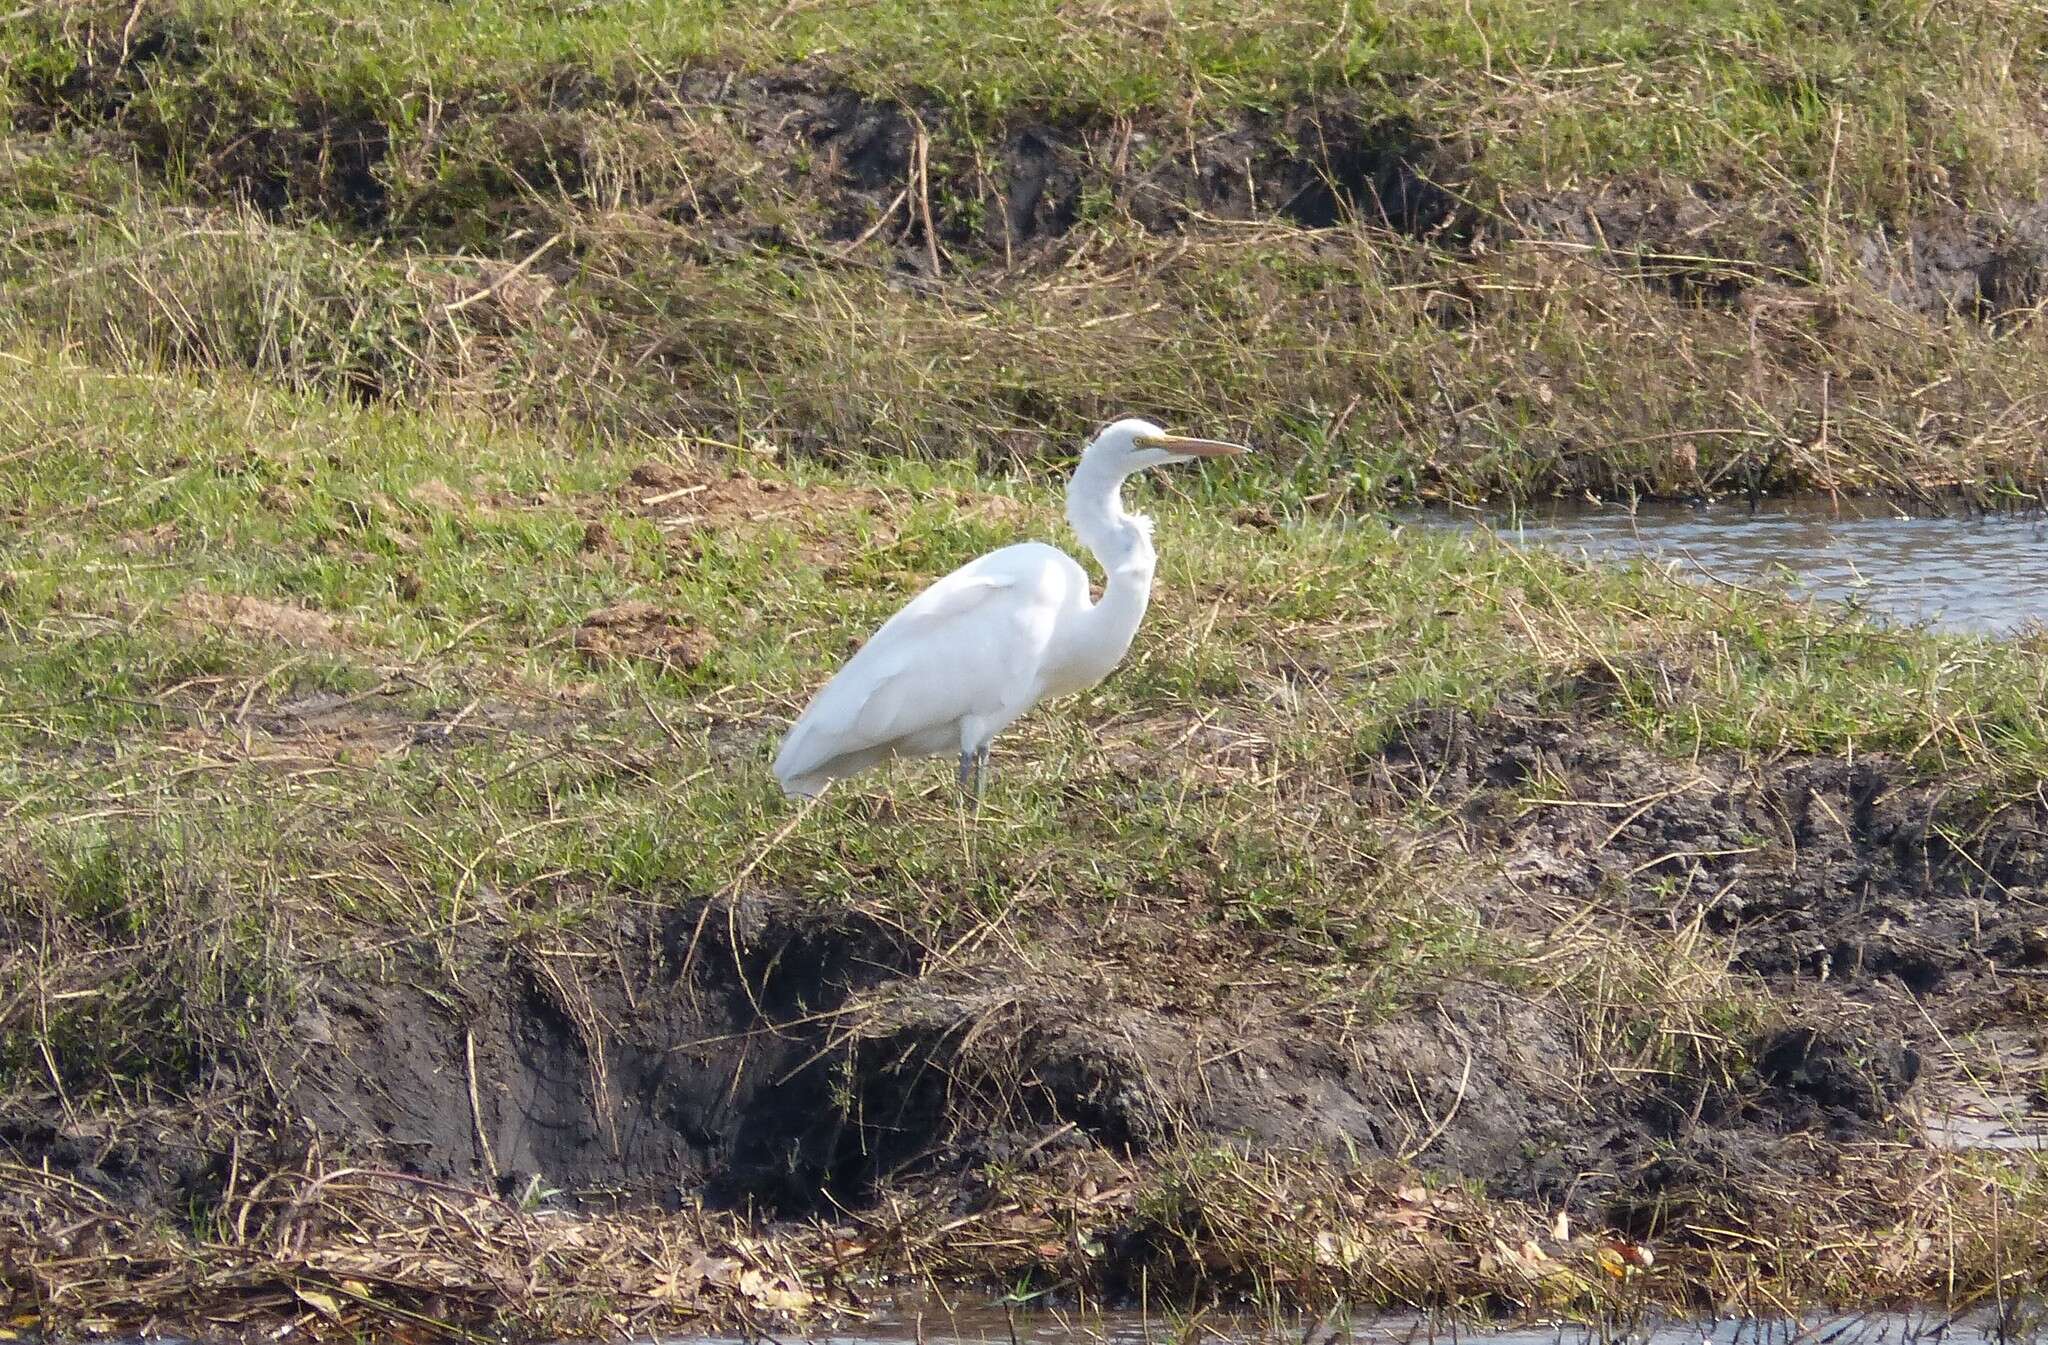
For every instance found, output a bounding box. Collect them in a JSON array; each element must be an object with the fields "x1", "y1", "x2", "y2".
[{"x1": 773, "y1": 418, "x2": 1249, "y2": 798}]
